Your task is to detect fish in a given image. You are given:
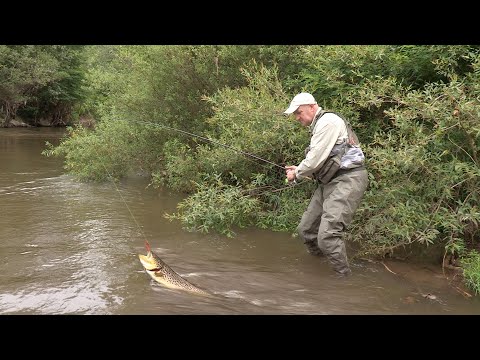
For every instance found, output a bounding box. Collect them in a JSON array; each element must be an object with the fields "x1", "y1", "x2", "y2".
[{"x1": 138, "y1": 240, "x2": 212, "y2": 297}]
